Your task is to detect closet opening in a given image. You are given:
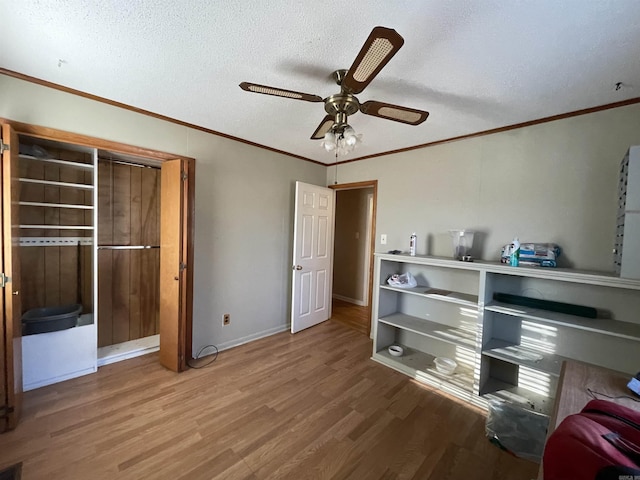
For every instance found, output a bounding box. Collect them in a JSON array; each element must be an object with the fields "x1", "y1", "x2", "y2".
[
  {"x1": 10, "y1": 128, "x2": 193, "y2": 392},
  {"x1": 2, "y1": 120, "x2": 194, "y2": 430},
  {"x1": 96, "y1": 151, "x2": 163, "y2": 365}
]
